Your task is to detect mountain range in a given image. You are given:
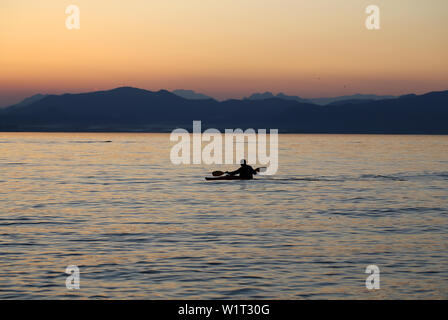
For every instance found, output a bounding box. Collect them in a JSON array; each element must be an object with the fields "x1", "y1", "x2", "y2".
[
  {"x1": 2, "y1": 90, "x2": 395, "y2": 108},
  {"x1": 243, "y1": 92, "x2": 396, "y2": 105},
  {"x1": 172, "y1": 89, "x2": 214, "y2": 101},
  {"x1": 0, "y1": 87, "x2": 447, "y2": 134}
]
